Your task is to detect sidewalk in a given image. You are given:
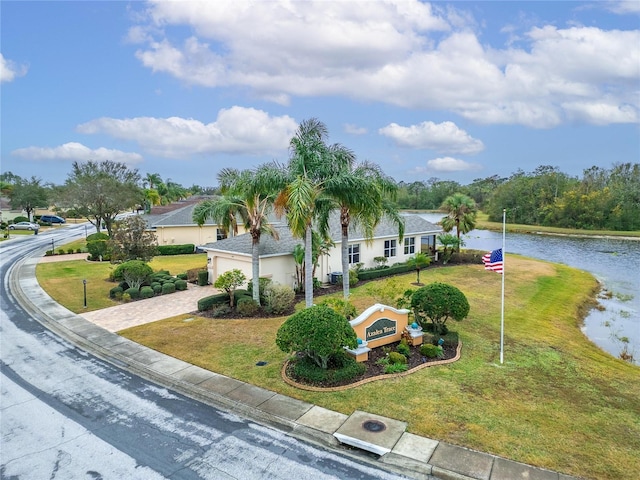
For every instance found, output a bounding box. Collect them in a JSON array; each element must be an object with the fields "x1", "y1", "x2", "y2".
[{"x1": 12, "y1": 253, "x2": 581, "y2": 480}]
